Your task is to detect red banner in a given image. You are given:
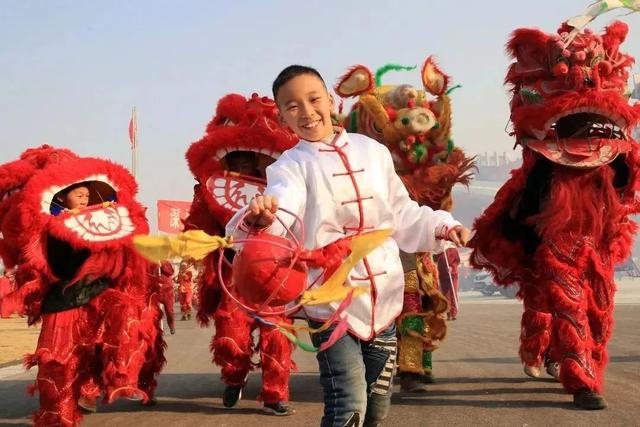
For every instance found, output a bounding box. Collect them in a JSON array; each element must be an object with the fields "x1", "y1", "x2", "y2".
[
  {"x1": 157, "y1": 200, "x2": 191, "y2": 234},
  {"x1": 128, "y1": 108, "x2": 137, "y2": 148}
]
